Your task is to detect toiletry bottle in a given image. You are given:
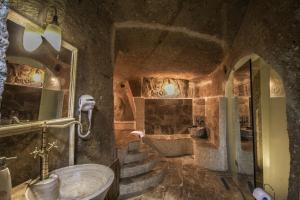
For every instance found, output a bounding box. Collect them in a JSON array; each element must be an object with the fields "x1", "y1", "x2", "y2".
[{"x1": 0, "y1": 156, "x2": 17, "y2": 200}]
